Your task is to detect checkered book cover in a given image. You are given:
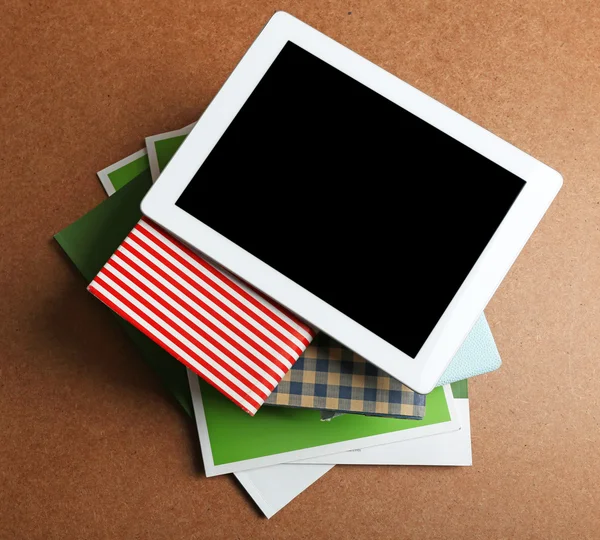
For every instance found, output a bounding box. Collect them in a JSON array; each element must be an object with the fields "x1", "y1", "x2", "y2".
[
  {"x1": 88, "y1": 217, "x2": 315, "y2": 416},
  {"x1": 266, "y1": 332, "x2": 426, "y2": 419}
]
